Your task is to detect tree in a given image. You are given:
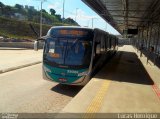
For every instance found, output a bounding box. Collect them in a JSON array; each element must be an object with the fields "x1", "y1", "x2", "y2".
[
  {"x1": 50, "y1": 8, "x2": 56, "y2": 15},
  {"x1": 0, "y1": 2, "x2": 4, "y2": 8},
  {"x1": 55, "y1": 14, "x2": 61, "y2": 21},
  {"x1": 15, "y1": 4, "x2": 23, "y2": 10},
  {"x1": 0, "y1": 1, "x2": 78, "y2": 26},
  {"x1": 27, "y1": 9, "x2": 34, "y2": 21},
  {"x1": 0, "y1": 2, "x2": 5, "y2": 15},
  {"x1": 41, "y1": 9, "x2": 47, "y2": 13},
  {"x1": 65, "y1": 18, "x2": 75, "y2": 24},
  {"x1": 4, "y1": 5, "x2": 12, "y2": 16}
]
